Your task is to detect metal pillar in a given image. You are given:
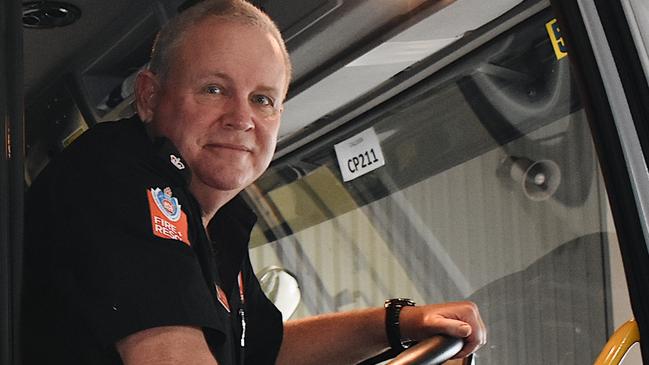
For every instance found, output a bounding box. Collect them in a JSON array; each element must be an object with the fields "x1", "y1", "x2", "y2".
[{"x1": 1, "y1": 0, "x2": 24, "y2": 364}]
